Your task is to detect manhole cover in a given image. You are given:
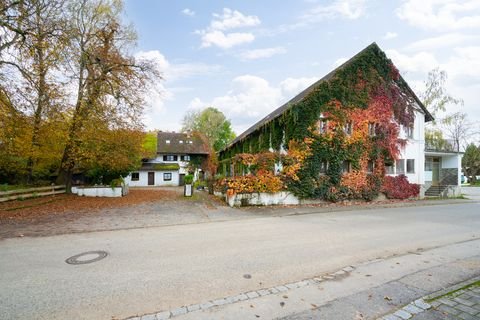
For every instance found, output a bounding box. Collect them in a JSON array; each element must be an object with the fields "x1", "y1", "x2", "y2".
[
  {"x1": 65, "y1": 251, "x2": 108, "y2": 265},
  {"x1": 243, "y1": 274, "x2": 252, "y2": 279}
]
